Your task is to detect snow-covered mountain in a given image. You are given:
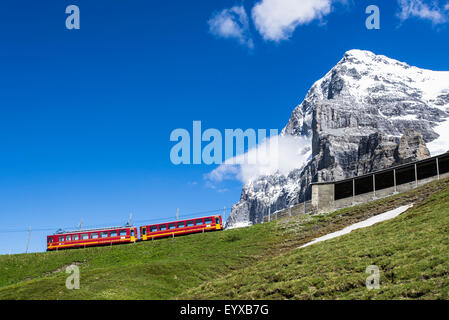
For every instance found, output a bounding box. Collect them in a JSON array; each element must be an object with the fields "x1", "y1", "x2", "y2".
[{"x1": 227, "y1": 49, "x2": 449, "y2": 228}]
